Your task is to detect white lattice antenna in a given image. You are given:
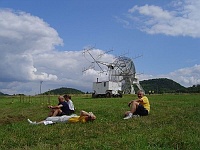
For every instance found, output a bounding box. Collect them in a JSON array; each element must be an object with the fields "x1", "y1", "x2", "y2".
[{"x1": 82, "y1": 47, "x2": 114, "y2": 74}]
